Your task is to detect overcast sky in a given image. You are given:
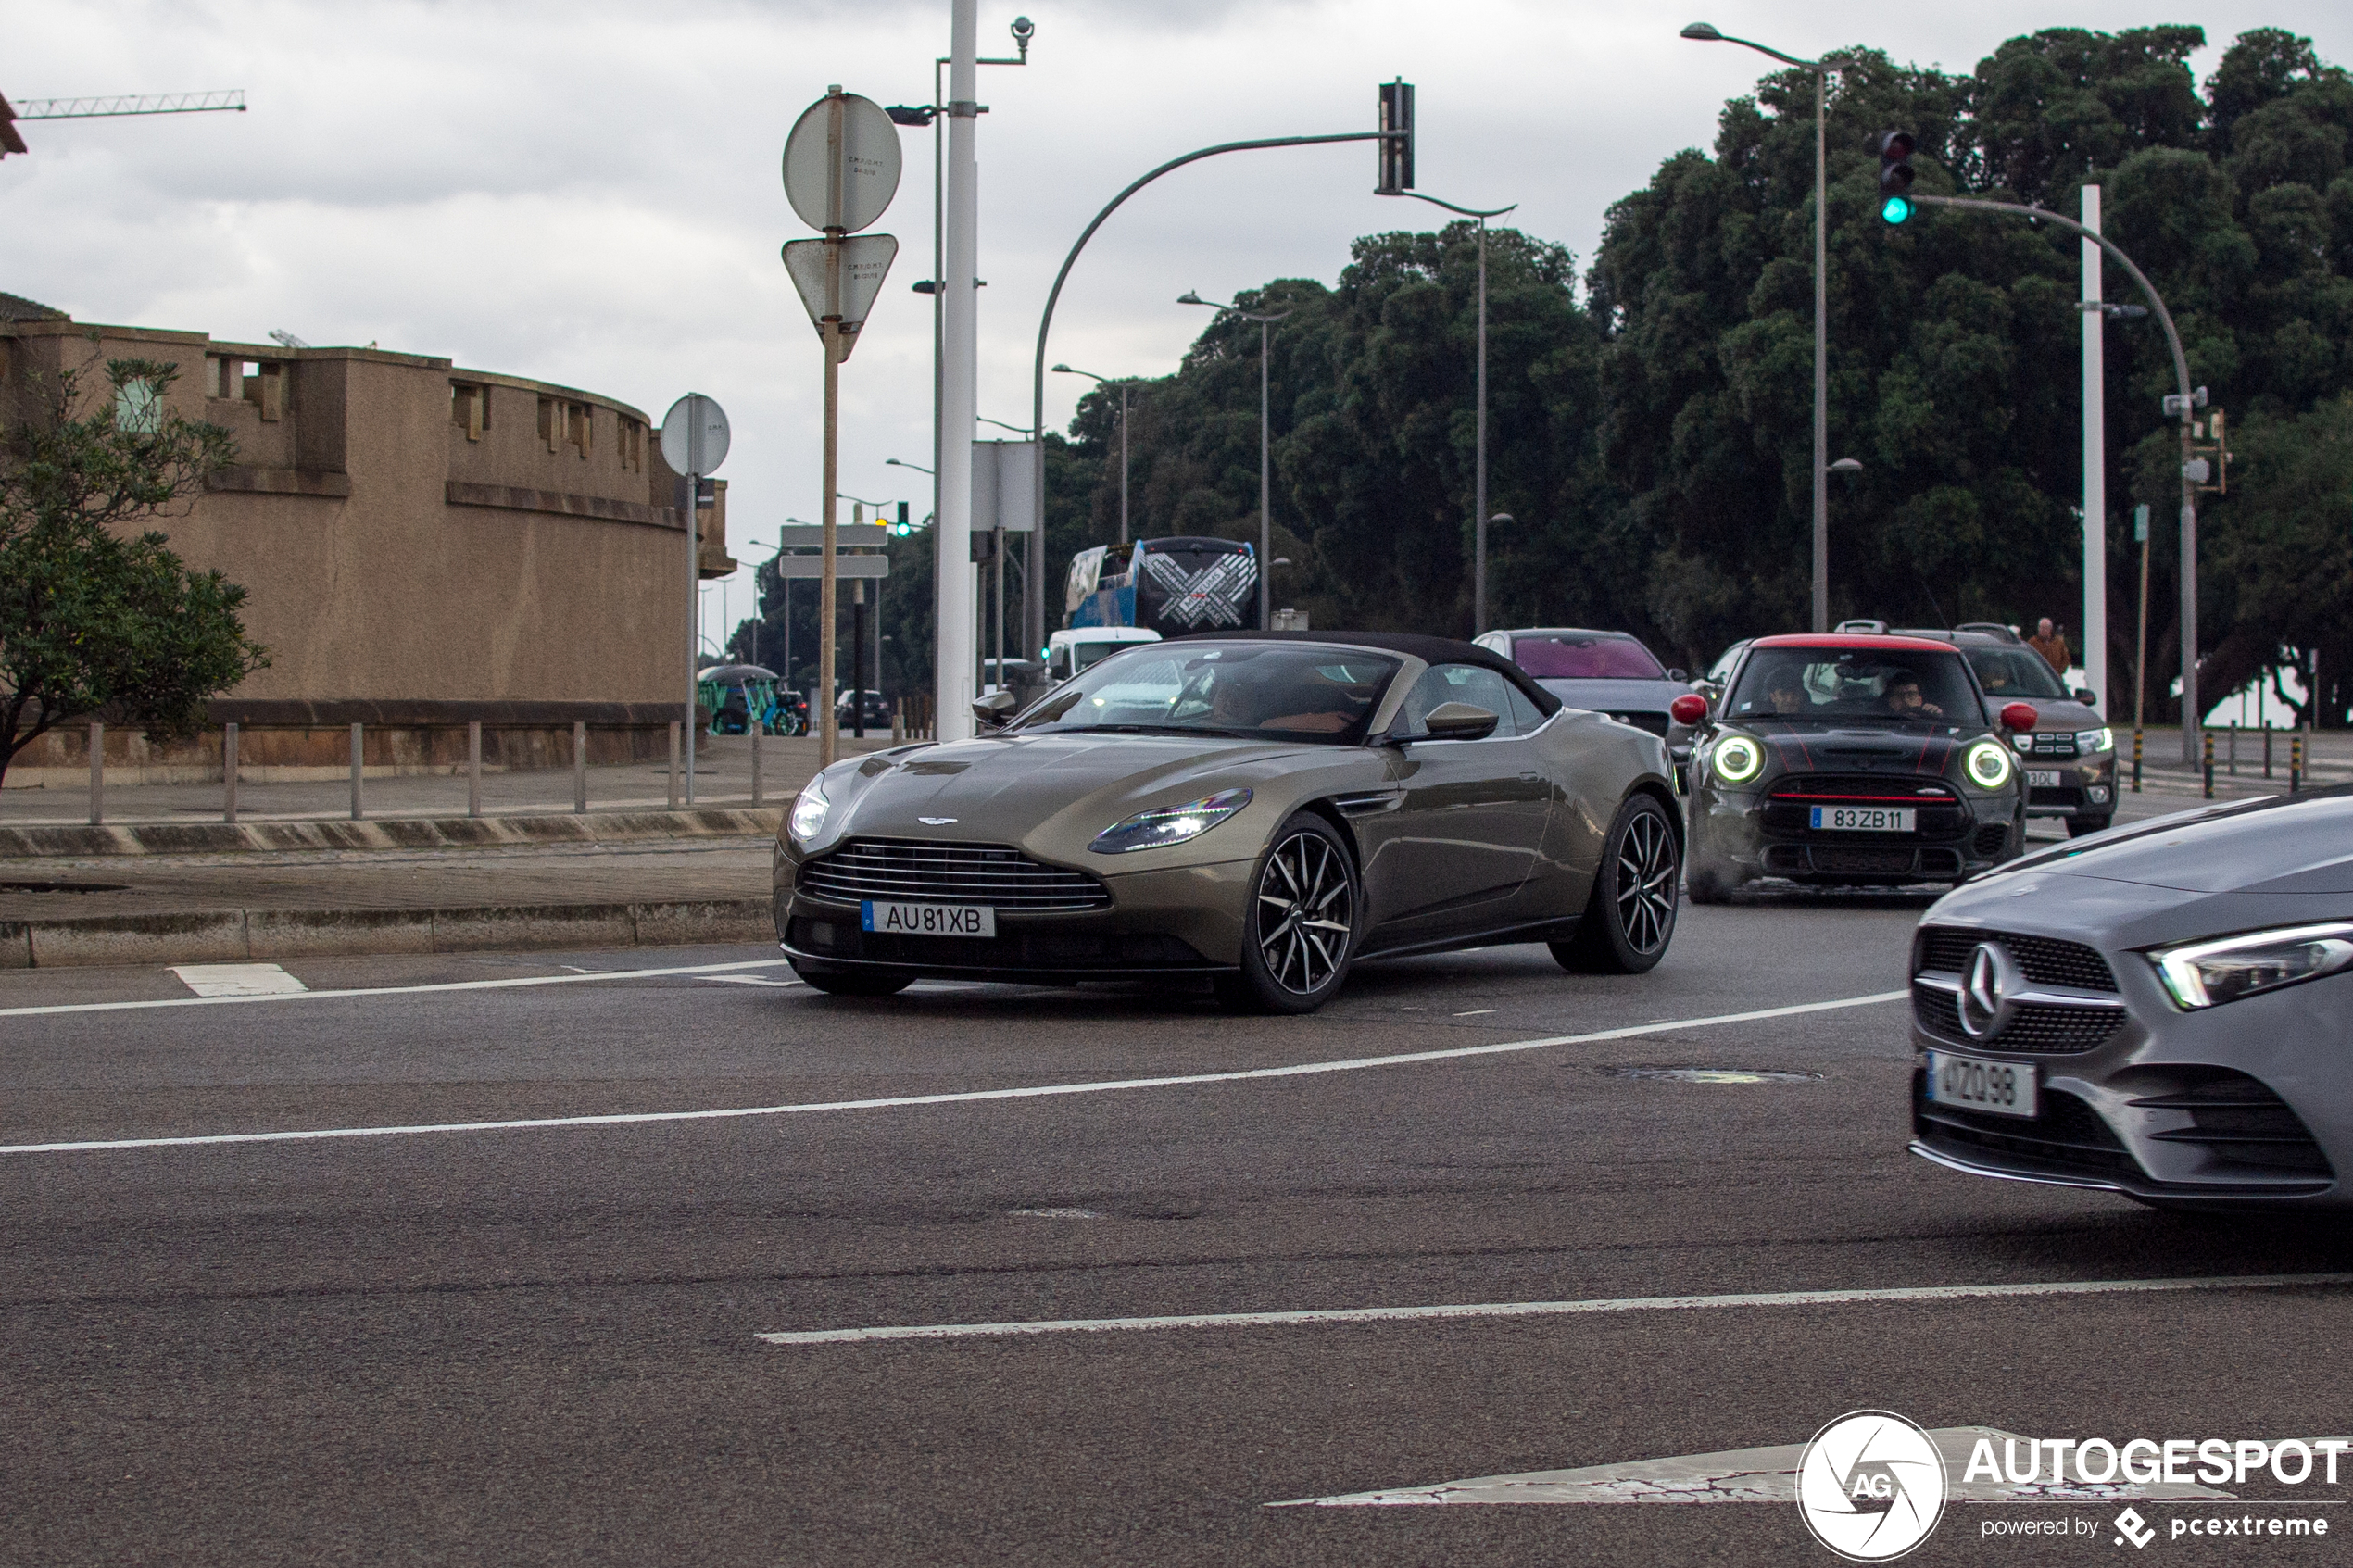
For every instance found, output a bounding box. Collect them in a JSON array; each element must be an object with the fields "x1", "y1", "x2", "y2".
[{"x1": 9, "y1": 1, "x2": 2345, "y2": 651}]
